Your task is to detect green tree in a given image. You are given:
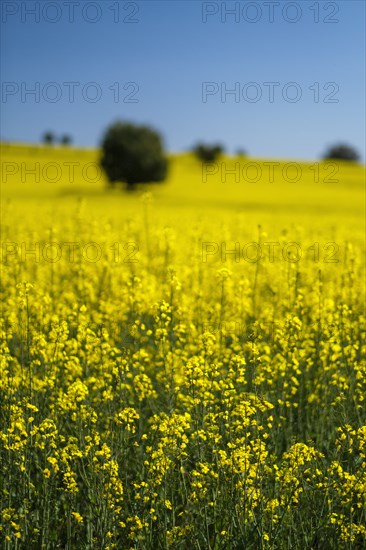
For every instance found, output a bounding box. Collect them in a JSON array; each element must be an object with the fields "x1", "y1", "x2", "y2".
[
  {"x1": 100, "y1": 121, "x2": 168, "y2": 191},
  {"x1": 60, "y1": 134, "x2": 72, "y2": 146},
  {"x1": 323, "y1": 143, "x2": 360, "y2": 162},
  {"x1": 193, "y1": 143, "x2": 224, "y2": 163},
  {"x1": 42, "y1": 131, "x2": 55, "y2": 145}
]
